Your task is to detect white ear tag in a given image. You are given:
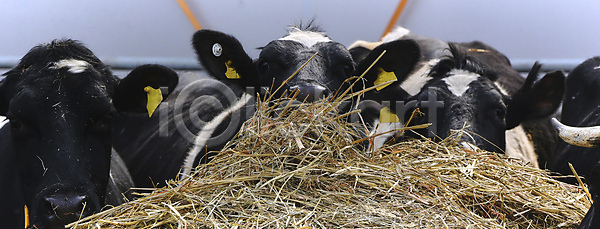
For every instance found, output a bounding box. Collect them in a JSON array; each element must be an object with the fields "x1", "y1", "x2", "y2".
[{"x1": 212, "y1": 43, "x2": 222, "y2": 57}]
